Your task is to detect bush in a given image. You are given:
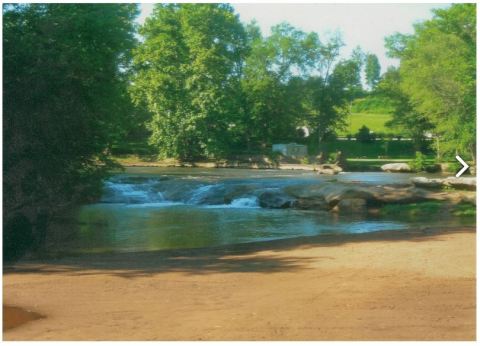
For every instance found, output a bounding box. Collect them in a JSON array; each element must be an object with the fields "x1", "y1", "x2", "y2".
[
  {"x1": 356, "y1": 125, "x2": 373, "y2": 143},
  {"x1": 410, "y1": 151, "x2": 429, "y2": 172}
]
